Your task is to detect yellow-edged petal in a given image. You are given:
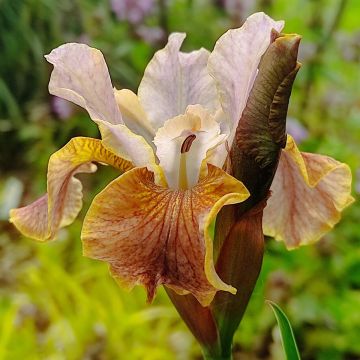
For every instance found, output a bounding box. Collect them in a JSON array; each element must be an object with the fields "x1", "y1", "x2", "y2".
[
  {"x1": 82, "y1": 164, "x2": 249, "y2": 306},
  {"x1": 263, "y1": 135, "x2": 354, "y2": 248},
  {"x1": 10, "y1": 137, "x2": 133, "y2": 241}
]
